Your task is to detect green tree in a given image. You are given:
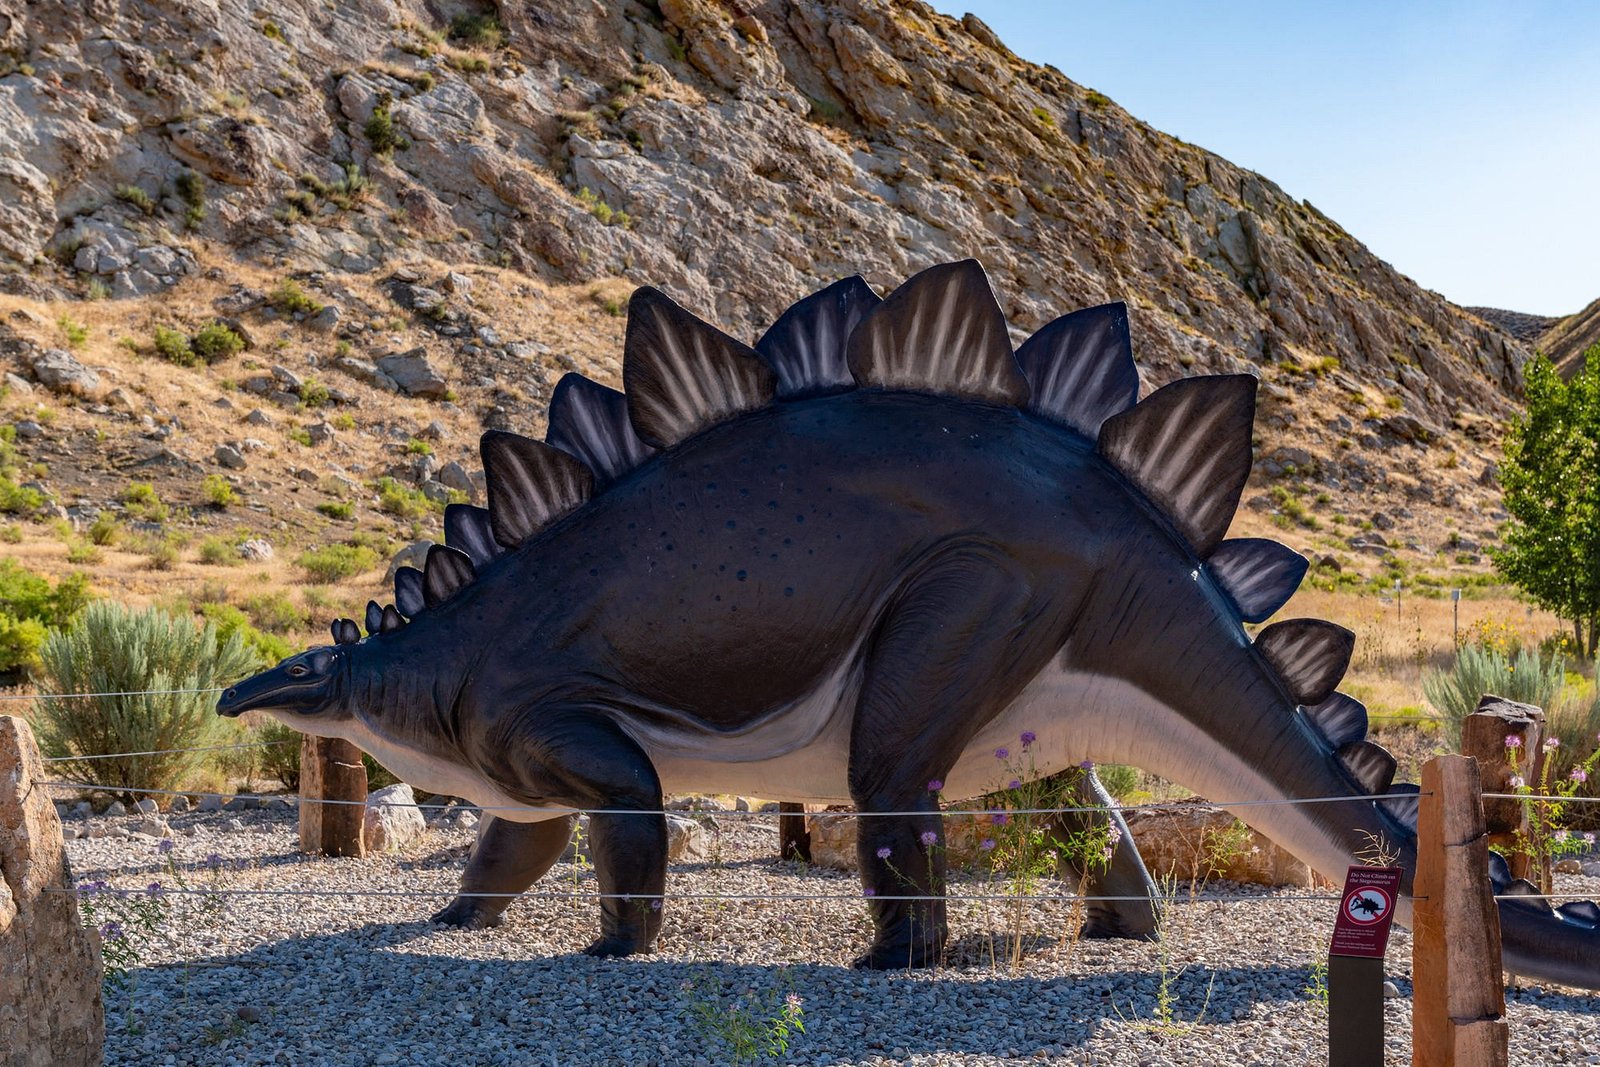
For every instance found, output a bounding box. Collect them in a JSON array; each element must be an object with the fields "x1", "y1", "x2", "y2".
[{"x1": 1493, "y1": 348, "x2": 1600, "y2": 655}]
